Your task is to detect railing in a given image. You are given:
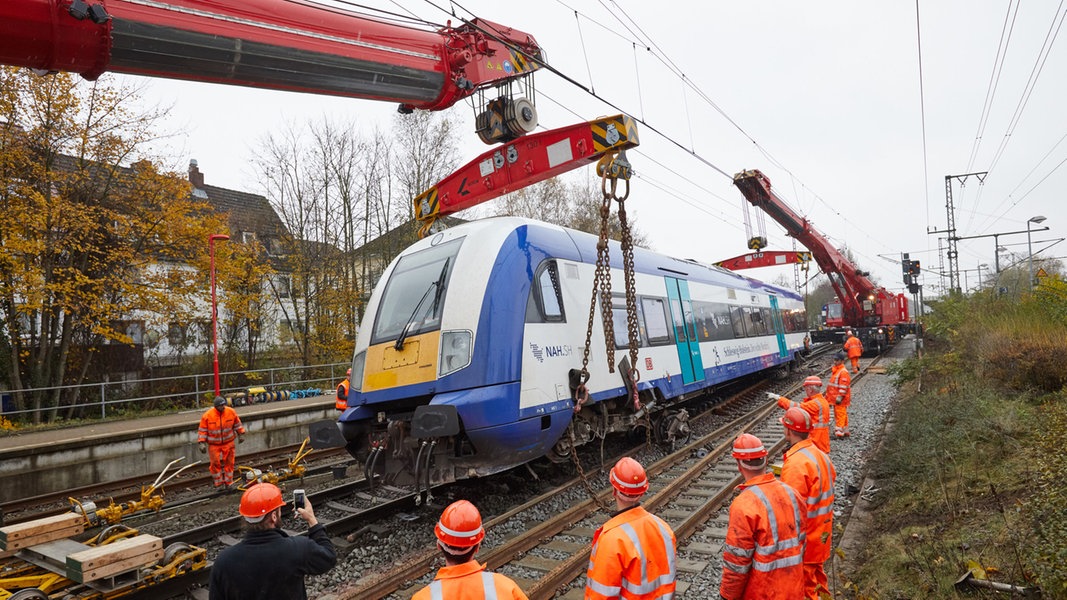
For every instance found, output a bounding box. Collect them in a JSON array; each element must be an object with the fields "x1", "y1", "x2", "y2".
[{"x1": 0, "y1": 362, "x2": 348, "y2": 423}]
